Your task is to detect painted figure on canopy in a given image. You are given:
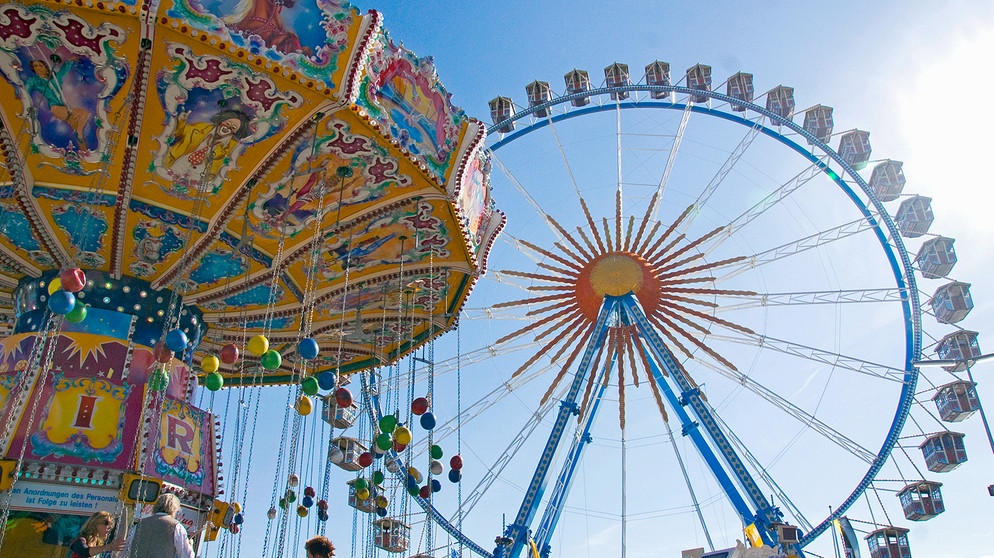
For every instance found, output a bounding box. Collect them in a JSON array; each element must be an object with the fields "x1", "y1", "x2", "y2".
[
  {"x1": 163, "y1": 108, "x2": 253, "y2": 192},
  {"x1": 223, "y1": 0, "x2": 312, "y2": 55}
]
